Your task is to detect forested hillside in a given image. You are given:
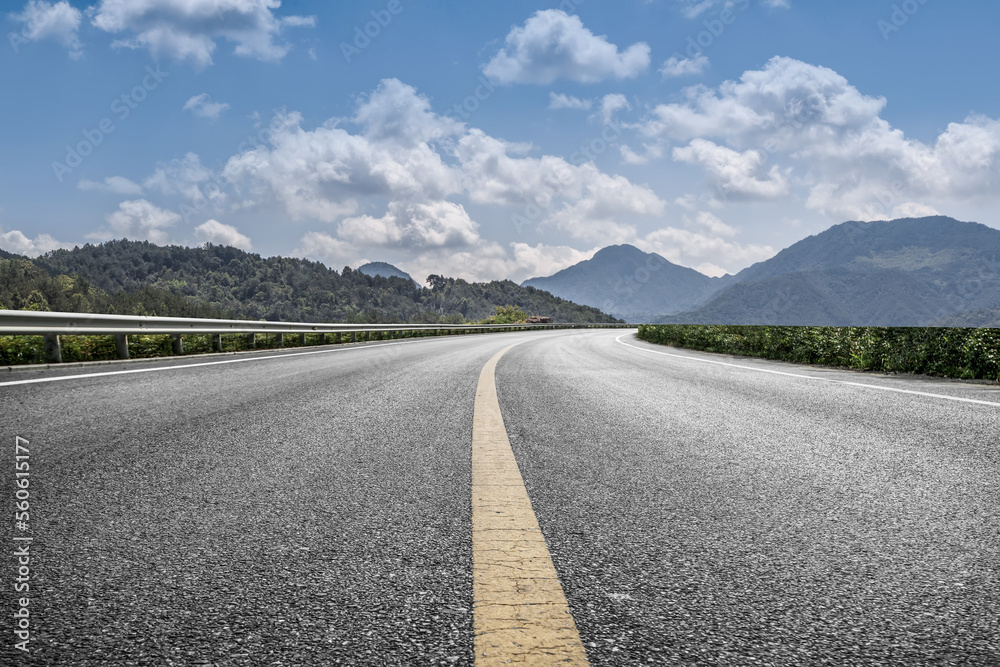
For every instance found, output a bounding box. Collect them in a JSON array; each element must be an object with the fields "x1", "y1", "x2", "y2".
[
  {"x1": 0, "y1": 258, "x2": 231, "y2": 318},
  {"x1": 5, "y1": 239, "x2": 618, "y2": 323}
]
